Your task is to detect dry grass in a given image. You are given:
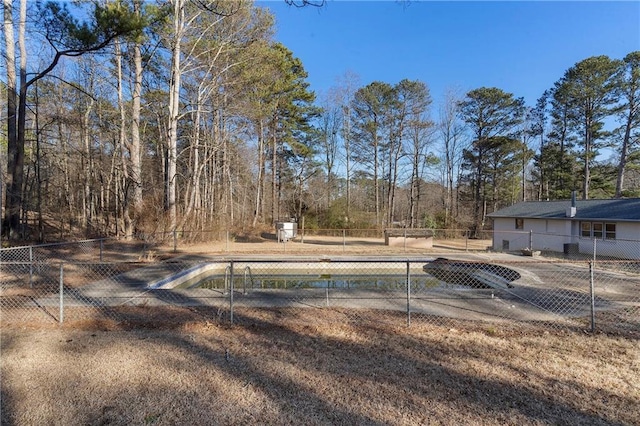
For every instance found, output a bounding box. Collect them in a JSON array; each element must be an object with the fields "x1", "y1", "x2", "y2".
[
  {"x1": 2, "y1": 308, "x2": 639, "y2": 425},
  {"x1": 2, "y1": 238, "x2": 639, "y2": 424},
  {"x1": 110, "y1": 235, "x2": 494, "y2": 258}
]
